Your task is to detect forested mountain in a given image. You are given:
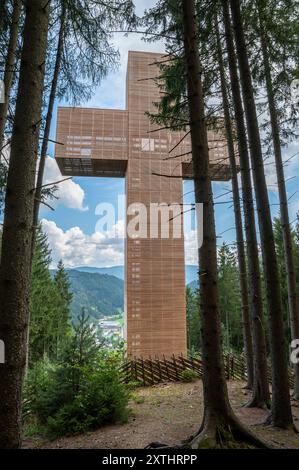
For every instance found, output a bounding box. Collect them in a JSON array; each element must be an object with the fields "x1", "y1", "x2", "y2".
[
  {"x1": 67, "y1": 271, "x2": 124, "y2": 321},
  {"x1": 71, "y1": 266, "x2": 125, "y2": 280},
  {"x1": 59, "y1": 266, "x2": 199, "y2": 321},
  {"x1": 57, "y1": 266, "x2": 198, "y2": 321},
  {"x1": 51, "y1": 270, "x2": 124, "y2": 322}
]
